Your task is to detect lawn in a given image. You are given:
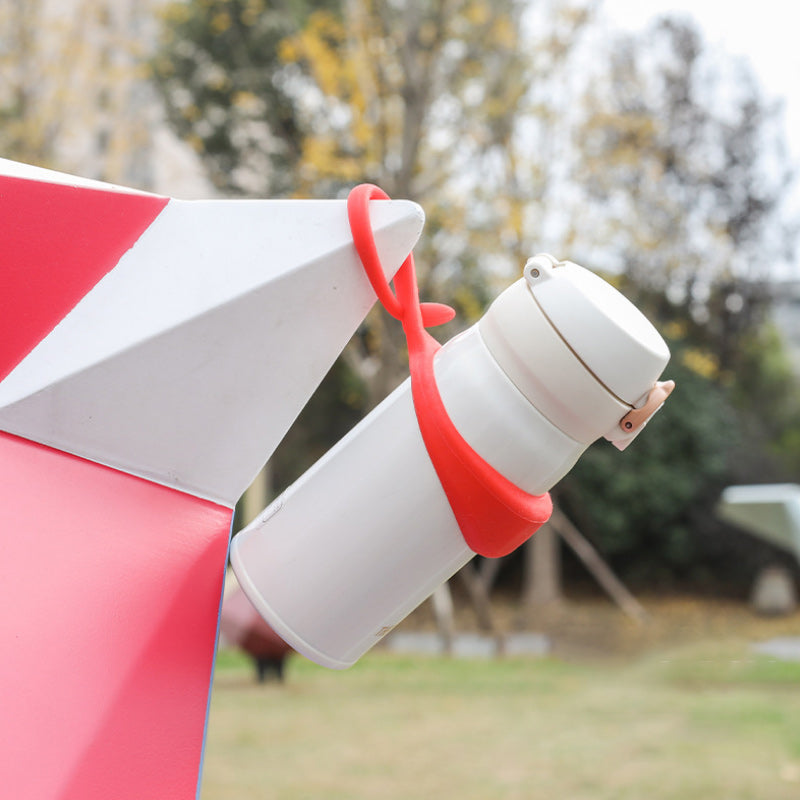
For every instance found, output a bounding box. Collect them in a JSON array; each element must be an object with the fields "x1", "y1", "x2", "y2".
[{"x1": 200, "y1": 600, "x2": 800, "y2": 800}]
